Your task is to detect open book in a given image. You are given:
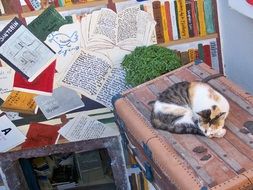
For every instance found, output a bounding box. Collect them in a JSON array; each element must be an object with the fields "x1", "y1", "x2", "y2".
[
  {"x1": 0, "y1": 17, "x2": 56, "y2": 82},
  {"x1": 81, "y1": 7, "x2": 156, "y2": 51},
  {"x1": 59, "y1": 49, "x2": 129, "y2": 109}
]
